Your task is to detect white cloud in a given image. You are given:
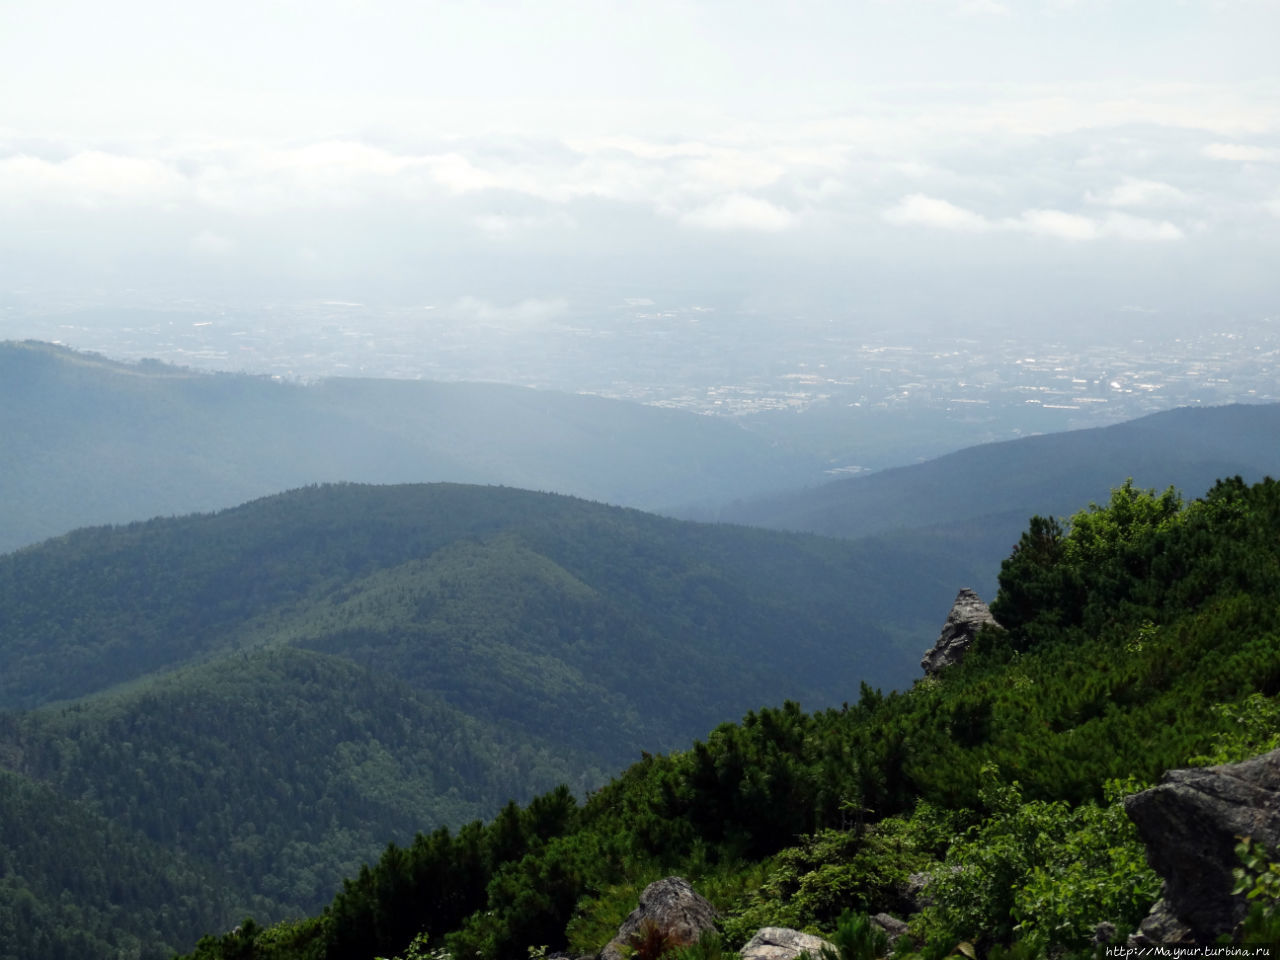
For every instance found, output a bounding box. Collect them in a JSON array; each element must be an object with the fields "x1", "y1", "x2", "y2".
[
  {"x1": 882, "y1": 194, "x2": 991, "y2": 231},
  {"x1": 883, "y1": 195, "x2": 1184, "y2": 241},
  {"x1": 680, "y1": 194, "x2": 795, "y2": 232},
  {"x1": 426, "y1": 152, "x2": 527, "y2": 196},
  {"x1": 1014, "y1": 208, "x2": 1099, "y2": 240},
  {"x1": 1098, "y1": 212, "x2": 1184, "y2": 241},
  {"x1": 1087, "y1": 178, "x2": 1189, "y2": 208},
  {"x1": 0, "y1": 150, "x2": 184, "y2": 205},
  {"x1": 473, "y1": 211, "x2": 576, "y2": 237},
  {"x1": 189, "y1": 230, "x2": 235, "y2": 257},
  {"x1": 1009, "y1": 209, "x2": 1183, "y2": 241},
  {"x1": 956, "y1": 0, "x2": 1010, "y2": 15},
  {"x1": 1204, "y1": 143, "x2": 1280, "y2": 163}
]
